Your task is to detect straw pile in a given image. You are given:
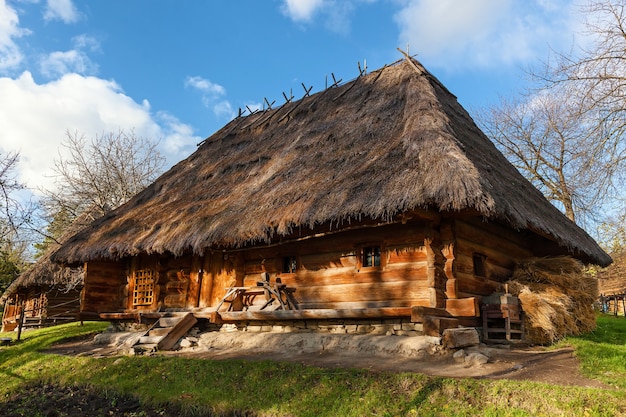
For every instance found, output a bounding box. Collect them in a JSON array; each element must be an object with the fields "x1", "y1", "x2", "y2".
[{"x1": 506, "y1": 256, "x2": 598, "y2": 344}]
